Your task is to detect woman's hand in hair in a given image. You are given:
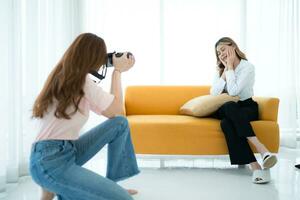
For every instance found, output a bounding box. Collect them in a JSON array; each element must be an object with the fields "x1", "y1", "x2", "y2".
[
  {"x1": 225, "y1": 47, "x2": 235, "y2": 70},
  {"x1": 113, "y1": 53, "x2": 135, "y2": 72},
  {"x1": 219, "y1": 57, "x2": 226, "y2": 67}
]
